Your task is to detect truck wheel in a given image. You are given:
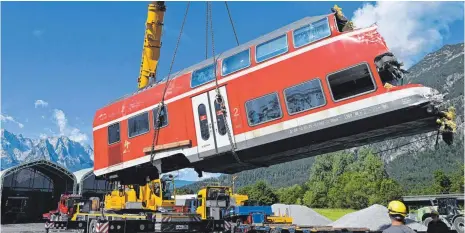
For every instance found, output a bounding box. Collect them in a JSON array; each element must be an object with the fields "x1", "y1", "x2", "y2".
[
  {"x1": 453, "y1": 216, "x2": 464, "y2": 233},
  {"x1": 88, "y1": 220, "x2": 97, "y2": 233},
  {"x1": 423, "y1": 217, "x2": 433, "y2": 227}
]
